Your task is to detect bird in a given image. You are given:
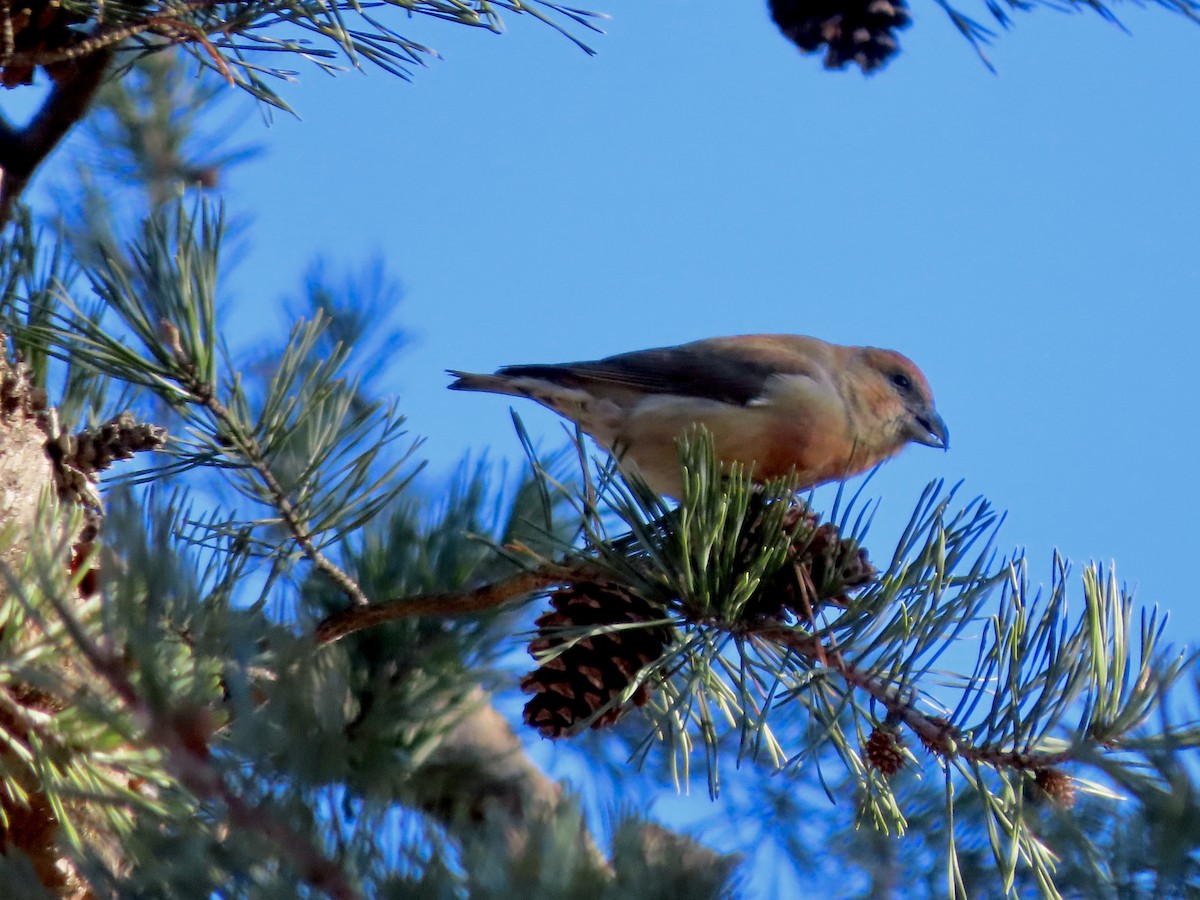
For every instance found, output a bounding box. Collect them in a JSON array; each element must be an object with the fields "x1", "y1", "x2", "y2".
[{"x1": 448, "y1": 334, "x2": 948, "y2": 497}]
